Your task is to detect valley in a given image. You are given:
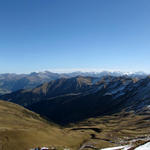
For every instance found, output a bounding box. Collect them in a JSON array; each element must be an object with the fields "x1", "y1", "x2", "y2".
[
  {"x1": 0, "y1": 74, "x2": 150, "y2": 150},
  {"x1": 1, "y1": 0, "x2": 149, "y2": 149}
]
